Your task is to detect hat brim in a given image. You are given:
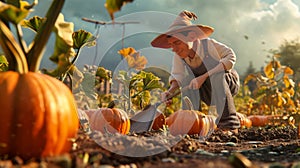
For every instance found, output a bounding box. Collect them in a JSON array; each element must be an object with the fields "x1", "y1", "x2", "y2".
[{"x1": 151, "y1": 25, "x2": 214, "y2": 49}]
